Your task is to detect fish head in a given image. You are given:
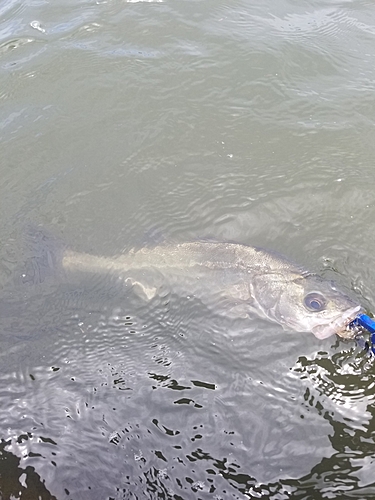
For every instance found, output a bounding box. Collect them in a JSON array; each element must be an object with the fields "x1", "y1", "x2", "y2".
[{"x1": 252, "y1": 271, "x2": 362, "y2": 339}]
